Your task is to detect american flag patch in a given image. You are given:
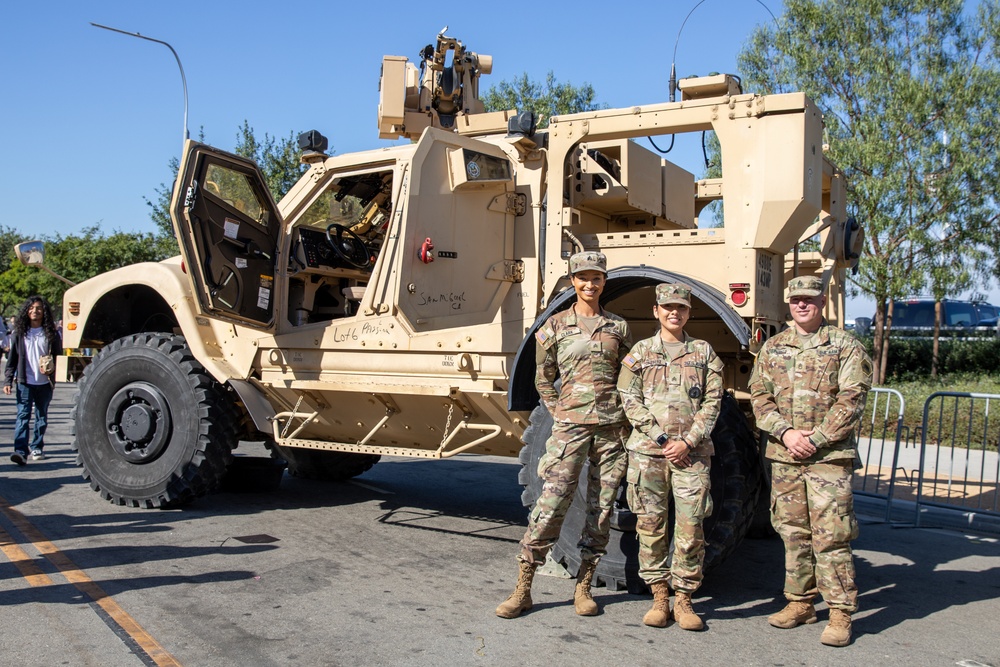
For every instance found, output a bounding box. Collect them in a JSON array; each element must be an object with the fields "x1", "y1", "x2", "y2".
[
  {"x1": 623, "y1": 353, "x2": 640, "y2": 371},
  {"x1": 536, "y1": 329, "x2": 549, "y2": 343}
]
